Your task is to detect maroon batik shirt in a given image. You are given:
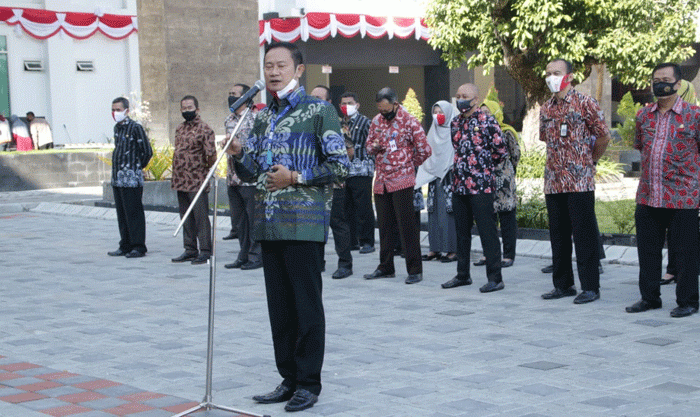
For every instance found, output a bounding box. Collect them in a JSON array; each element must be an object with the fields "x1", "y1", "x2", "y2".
[
  {"x1": 171, "y1": 115, "x2": 217, "y2": 192},
  {"x1": 635, "y1": 96, "x2": 700, "y2": 209},
  {"x1": 366, "y1": 106, "x2": 431, "y2": 194},
  {"x1": 539, "y1": 88, "x2": 609, "y2": 194}
]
